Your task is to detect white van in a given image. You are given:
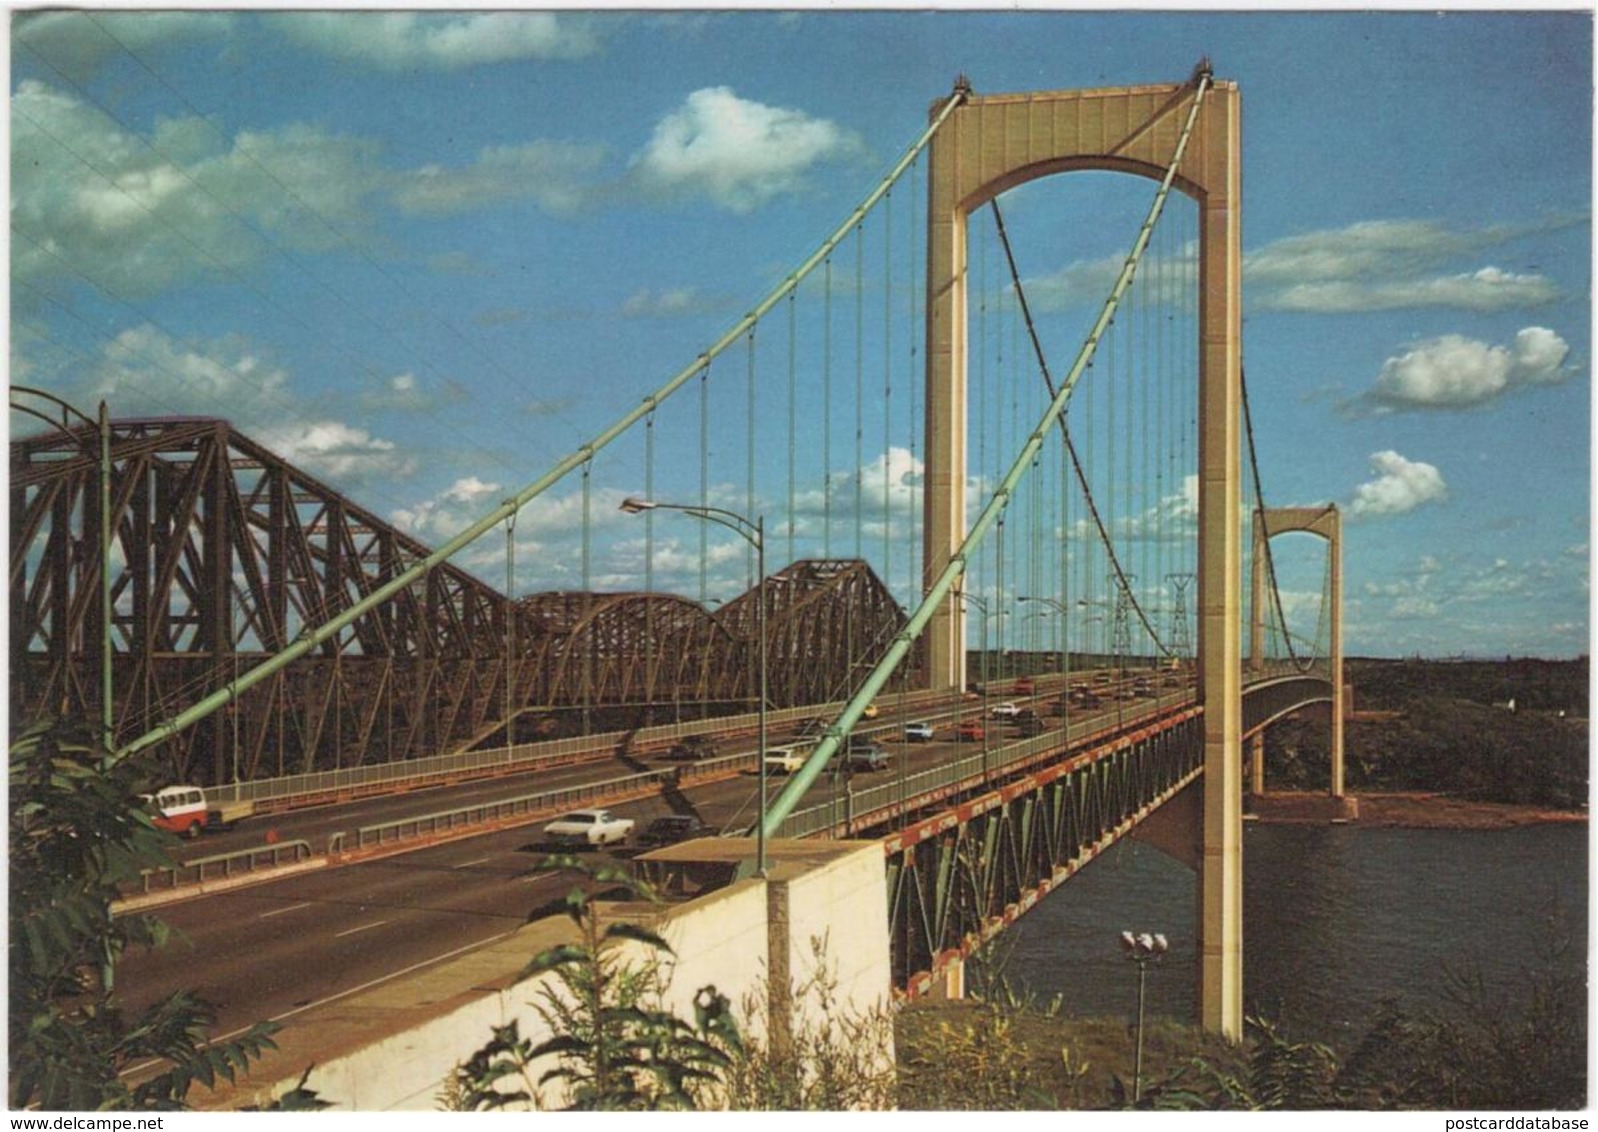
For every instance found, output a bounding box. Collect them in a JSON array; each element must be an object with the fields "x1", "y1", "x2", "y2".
[{"x1": 143, "y1": 785, "x2": 208, "y2": 838}]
